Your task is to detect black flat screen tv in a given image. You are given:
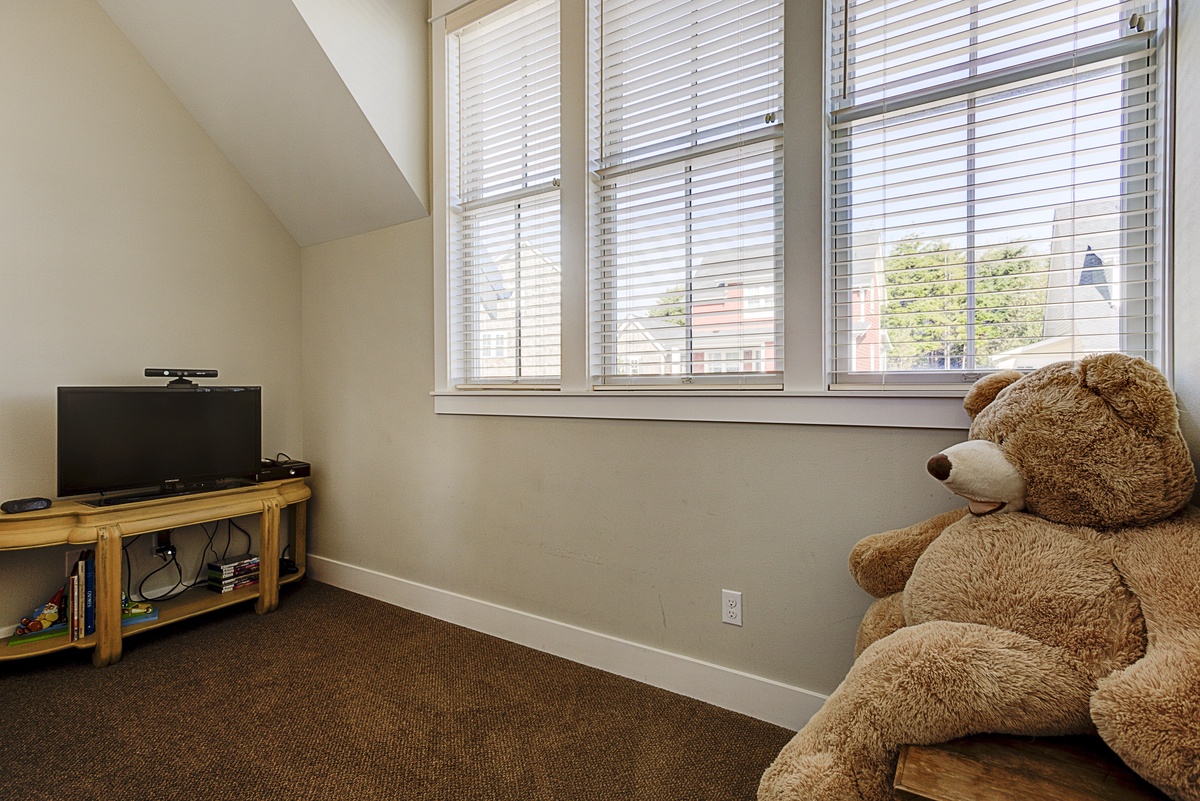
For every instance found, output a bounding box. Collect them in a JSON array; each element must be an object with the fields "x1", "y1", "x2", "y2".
[{"x1": 57, "y1": 386, "x2": 261, "y2": 504}]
